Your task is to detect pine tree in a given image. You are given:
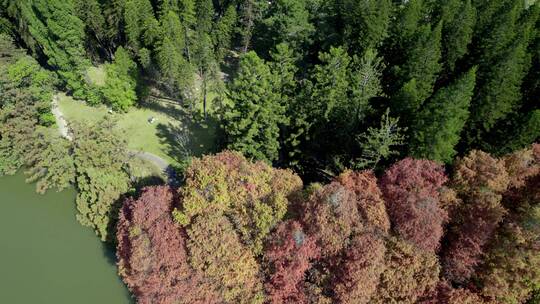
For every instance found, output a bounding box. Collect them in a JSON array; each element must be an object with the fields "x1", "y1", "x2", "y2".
[
  {"x1": 239, "y1": 0, "x2": 267, "y2": 53},
  {"x1": 411, "y1": 68, "x2": 477, "y2": 163},
  {"x1": 224, "y1": 52, "x2": 286, "y2": 162}
]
